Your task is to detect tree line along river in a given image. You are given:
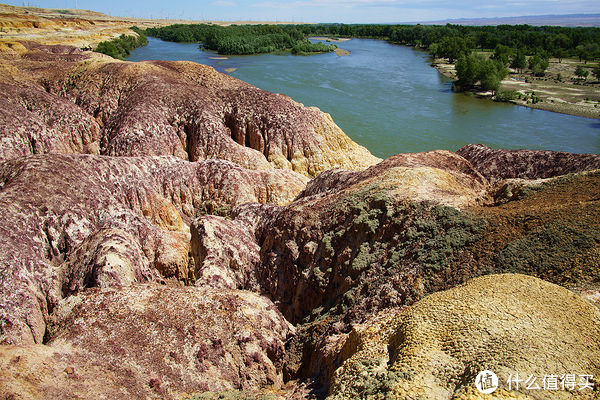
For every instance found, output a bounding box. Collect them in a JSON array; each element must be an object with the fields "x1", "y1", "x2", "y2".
[{"x1": 127, "y1": 37, "x2": 599, "y2": 158}]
